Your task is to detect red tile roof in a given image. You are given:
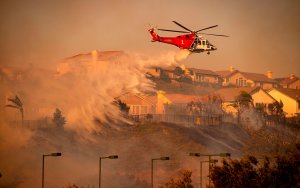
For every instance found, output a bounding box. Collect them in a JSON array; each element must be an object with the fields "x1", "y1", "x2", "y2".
[
  {"x1": 189, "y1": 68, "x2": 219, "y2": 76},
  {"x1": 215, "y1": 70, "x2": 237, "y2": 78},
  {"x1": 164, "y1": 93, "x2": 201, "y2": 104},
  {"x1": 275, "y1": 76, "x2": 299, "y2": 85},
  {"x1": 240, "y1": 72, "x2": 277, "y2": 83},
  {"x1": 213, "y1": 87, "x2": 257, "y2": 102},
  {"x1": 271, "y1": 88, "x2": 300, "y2": 101},
  {"x1": 119, "y1": 93, "x2": 156, "y2": 105},
  {"x1": 216, "y1": 69, "x2": 277, "y2": 83}
]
